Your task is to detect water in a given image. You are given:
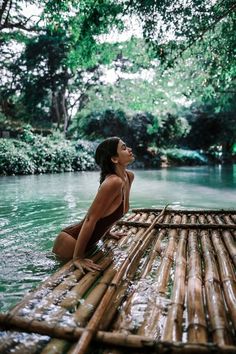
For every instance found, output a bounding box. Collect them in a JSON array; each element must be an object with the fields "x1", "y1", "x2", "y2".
[{"x1": 0, "y1": 165, "x2": 235, "y2": 312}]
